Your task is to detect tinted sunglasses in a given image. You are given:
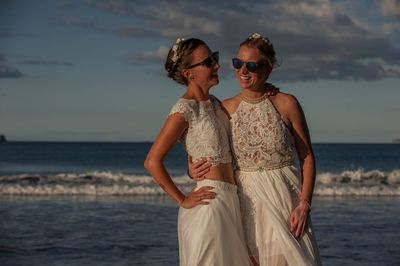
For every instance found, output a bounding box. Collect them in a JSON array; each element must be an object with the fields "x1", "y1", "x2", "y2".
[
  {"x1": 232, "y1": 58, "x2": 269, "y2": 72},
  {"x1": 187, "y1": 51, "x2": 219, "y2": 69}
]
